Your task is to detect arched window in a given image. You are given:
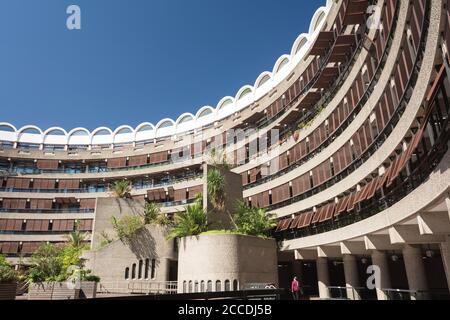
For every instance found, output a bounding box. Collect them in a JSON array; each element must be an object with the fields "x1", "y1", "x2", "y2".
[
  {"x1": 131, "y1": 263, "x2": 136, "y2": 279},
  {"x1": 194, "y1": 281, "x2": 199, "y2": 293},
  {"x1": 215, "y1": 280, "x2": 221, "y2": 292},
  {"x1": 224, "y1": 280, "x2": 231, "y2": 292},
  {"x1": 151, "y1": 259, "x2": 156, "y2": 279},
  {"x1": 145, "y1": 259, "x2": 150, "y2": 279},
  {"x1": 125, "y1": 267, "x2": 130, "y2": 280},
  {"x1": 188, "y1": 281, "x2": 193, "y2": 293},
  {"x1": 233, "y1": 280, "x2": 239, "y2": 291},
  {"x1": 183, "y1": 281, "x2": 187, "y2": 294},
  {"x1": 207, "y1": 281, "x2": 212, "y2": 292},
  {"x1": 200, "y1": 281, "x2": 205, "y2": 293},
  {"x1": 138, "y1": 260, "x2": 143, "y2": 279}
]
